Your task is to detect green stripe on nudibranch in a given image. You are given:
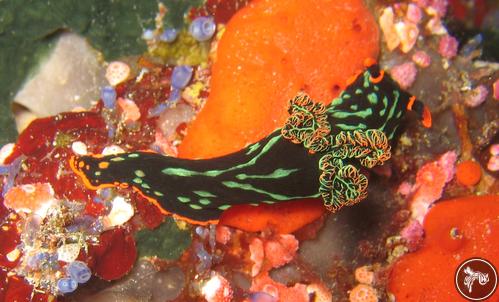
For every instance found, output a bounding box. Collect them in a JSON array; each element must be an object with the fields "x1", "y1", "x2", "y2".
[
  {"x1": 235, "y1": 168, "x2": 299, "y2": 180},
  {"x1": 198, "y1": 199, "x2": 211, "y2": 205},
  {"x1": 162, "y1": 134, "x2": 281, "y2": 177},
  {"x1": 178, "y1": 196, "x2": 190, "y2": 203},
  {"x1": 193, "y1": 191, "x2": 217, "y2": 198},
  {"x1": 245, "y1": 142, "x2": 261, "y2": 155}
]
